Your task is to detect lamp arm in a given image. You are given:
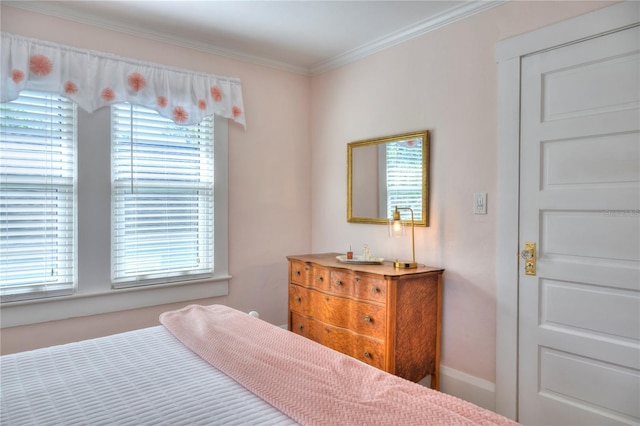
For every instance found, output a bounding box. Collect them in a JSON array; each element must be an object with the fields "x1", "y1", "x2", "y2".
[
  {"x1": 410, "y1": 208, "x2": 415, "y2": 264},
  {"x1": 394, "y1": 206, "x2": 416, "y2": 265}
]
